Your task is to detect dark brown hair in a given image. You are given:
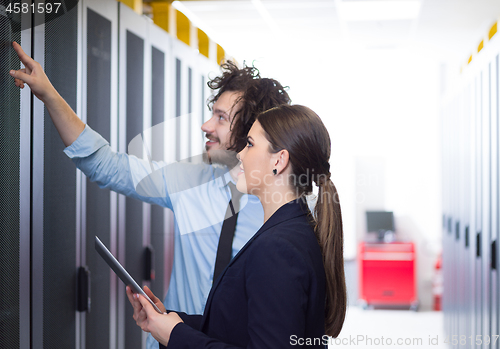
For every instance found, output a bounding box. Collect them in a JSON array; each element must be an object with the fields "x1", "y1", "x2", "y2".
[
  {"x1": 207, "y1": 61, "x2": 290, "y2": 152},
  {"x1": 257, "y1": 104, "x2": 347, "y2": 338}
]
